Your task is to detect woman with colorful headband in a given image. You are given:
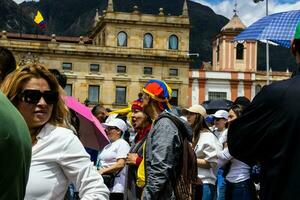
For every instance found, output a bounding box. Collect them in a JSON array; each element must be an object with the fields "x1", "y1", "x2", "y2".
[
  {"x1": 124, "y1": 98, "x2": 152, "y2": 200},
  {"x1": 1, "y1": 63, "x2": 109, "y2": 200}
]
